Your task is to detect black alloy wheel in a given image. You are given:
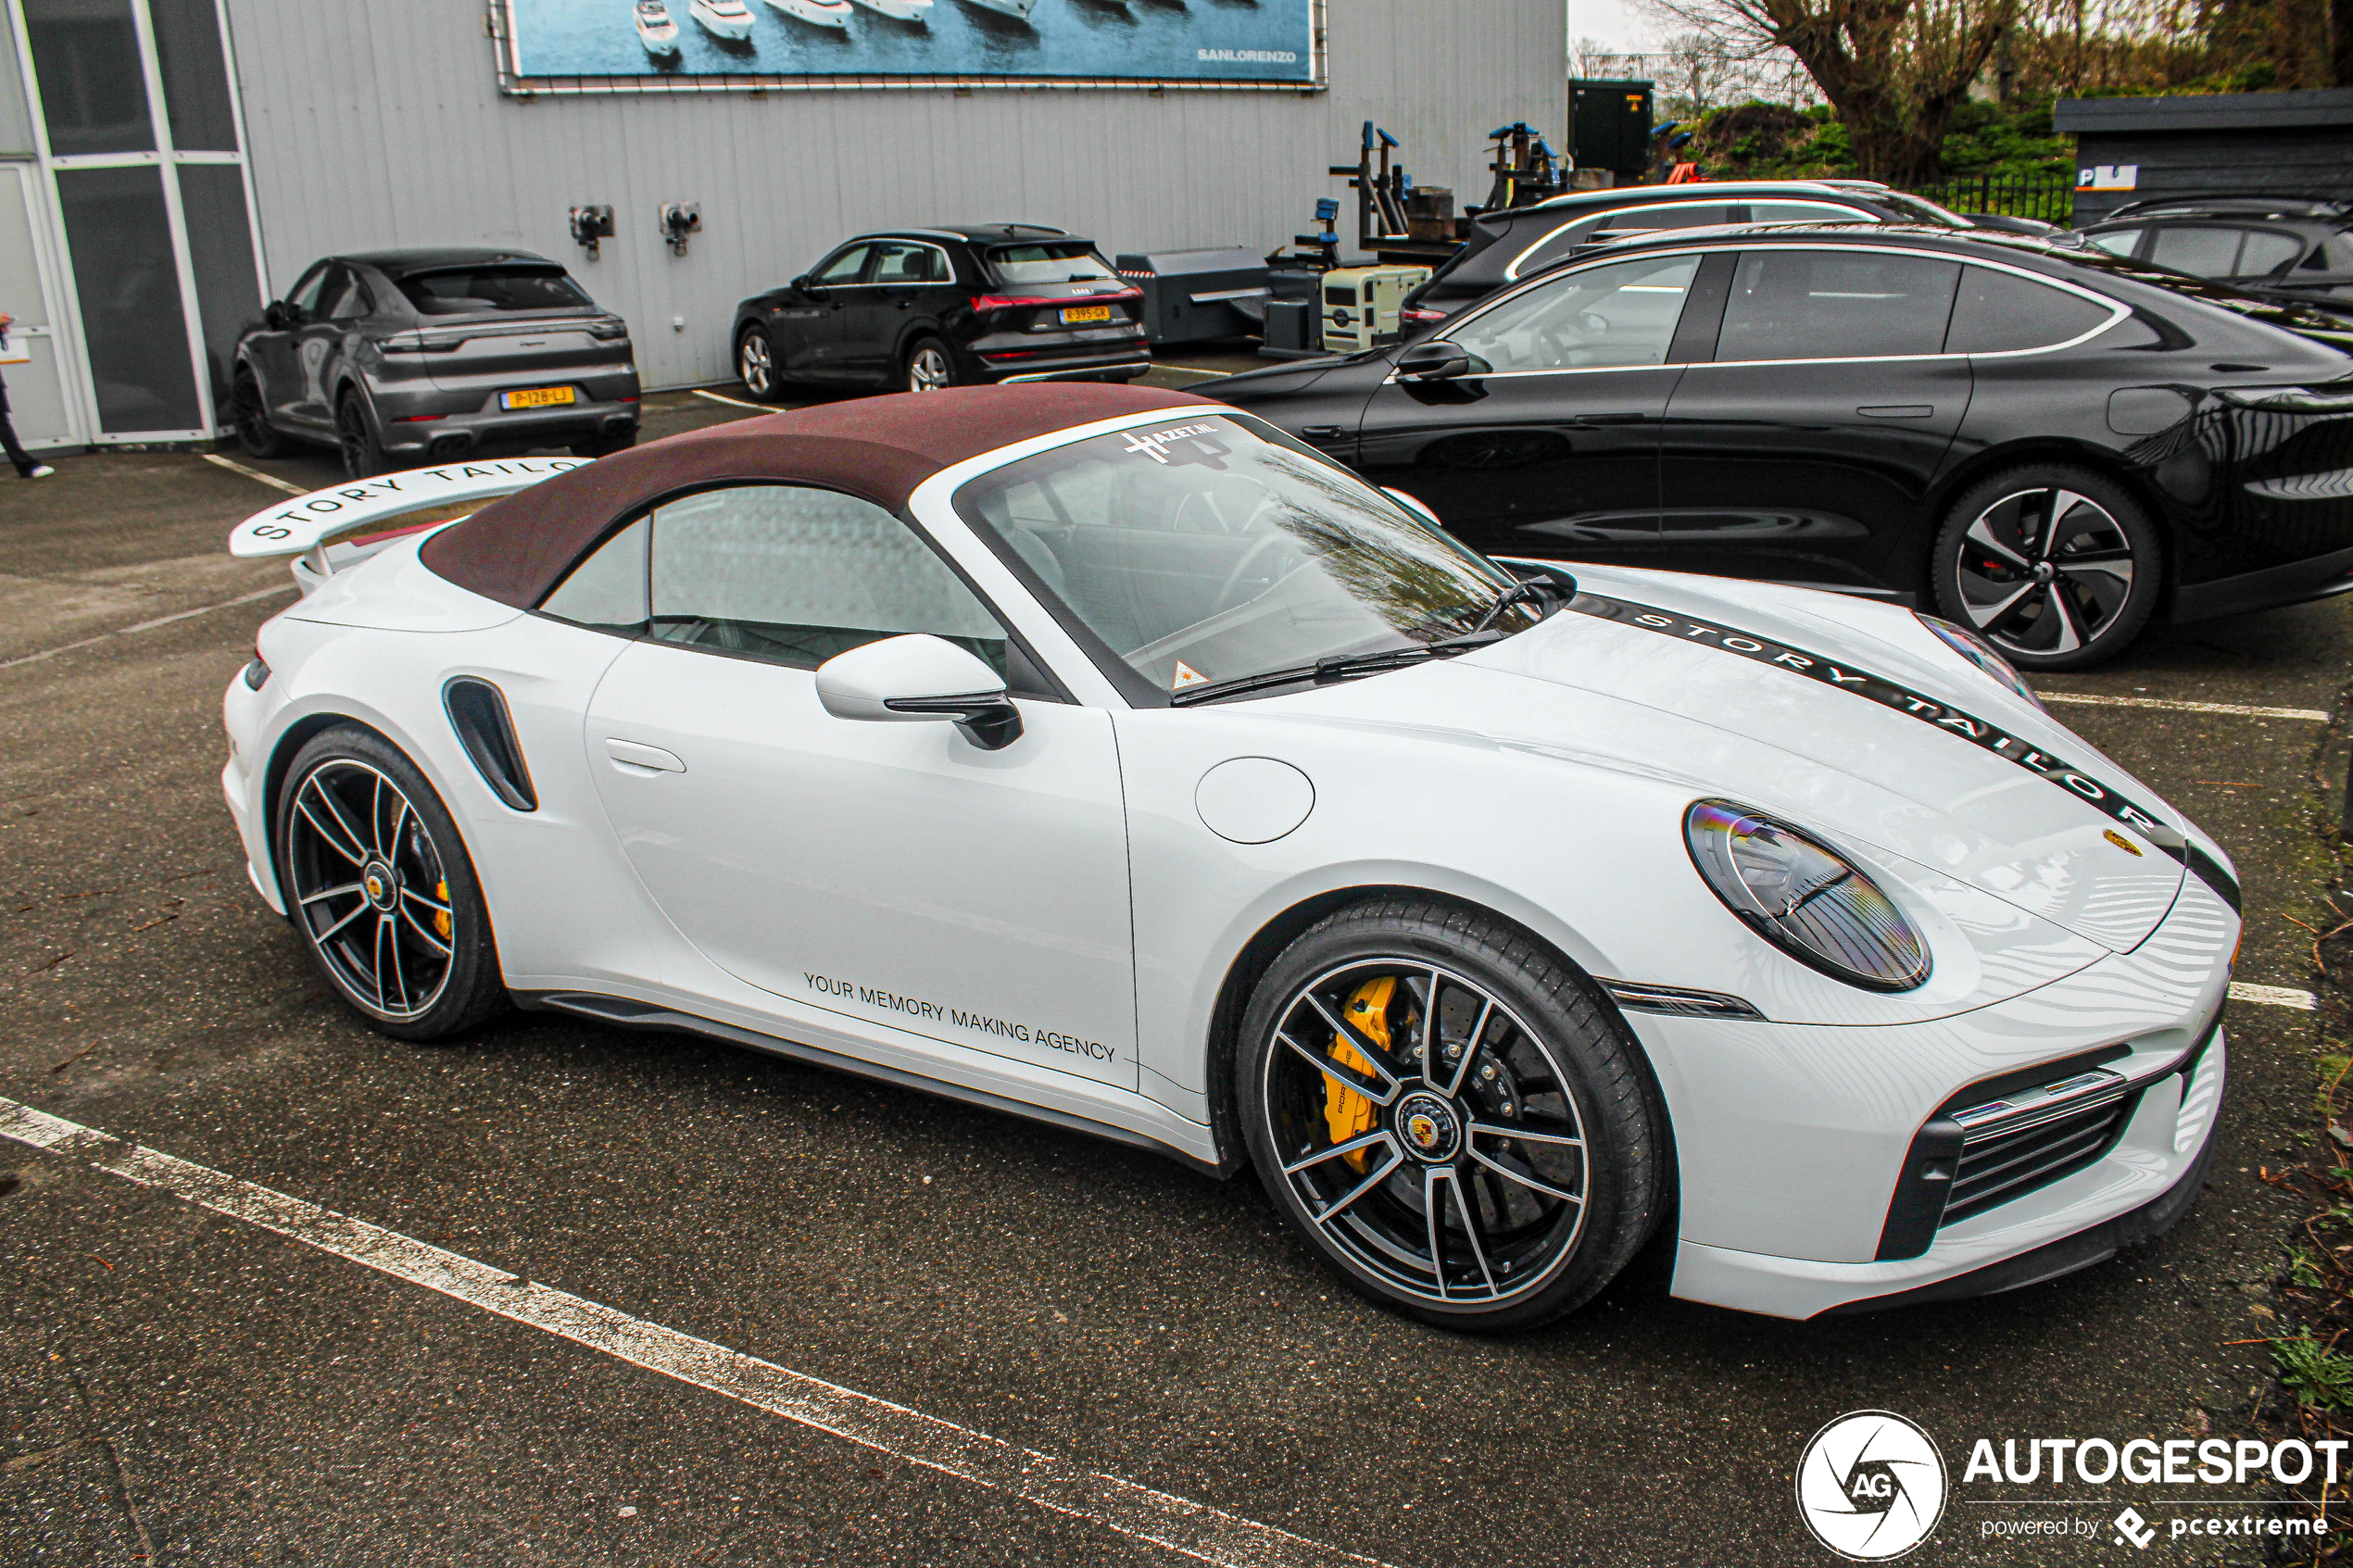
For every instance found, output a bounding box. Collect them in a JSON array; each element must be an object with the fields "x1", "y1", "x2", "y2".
[
  {"x1": 276, "y1": 726, "x2": 508, "y2": 1041},
  {"x1": 1931, "y1": 466, "x2": 2160, "y2": 671},
  {"x1": 737, "y1": 326, "x2": 781, "y2": 401},
  {"x1": 1238, "y1": 898, "x2": 1667, "y2": 1331},
  {"x1": 335, "y1": 393, "x2": 385, "y2": 480},
  {"x1": 233, "y1": 368, "x2": 288, "y2": 458},
  {"x1": 904, "y1": 336, "x2": 955, "y2": 394}
]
